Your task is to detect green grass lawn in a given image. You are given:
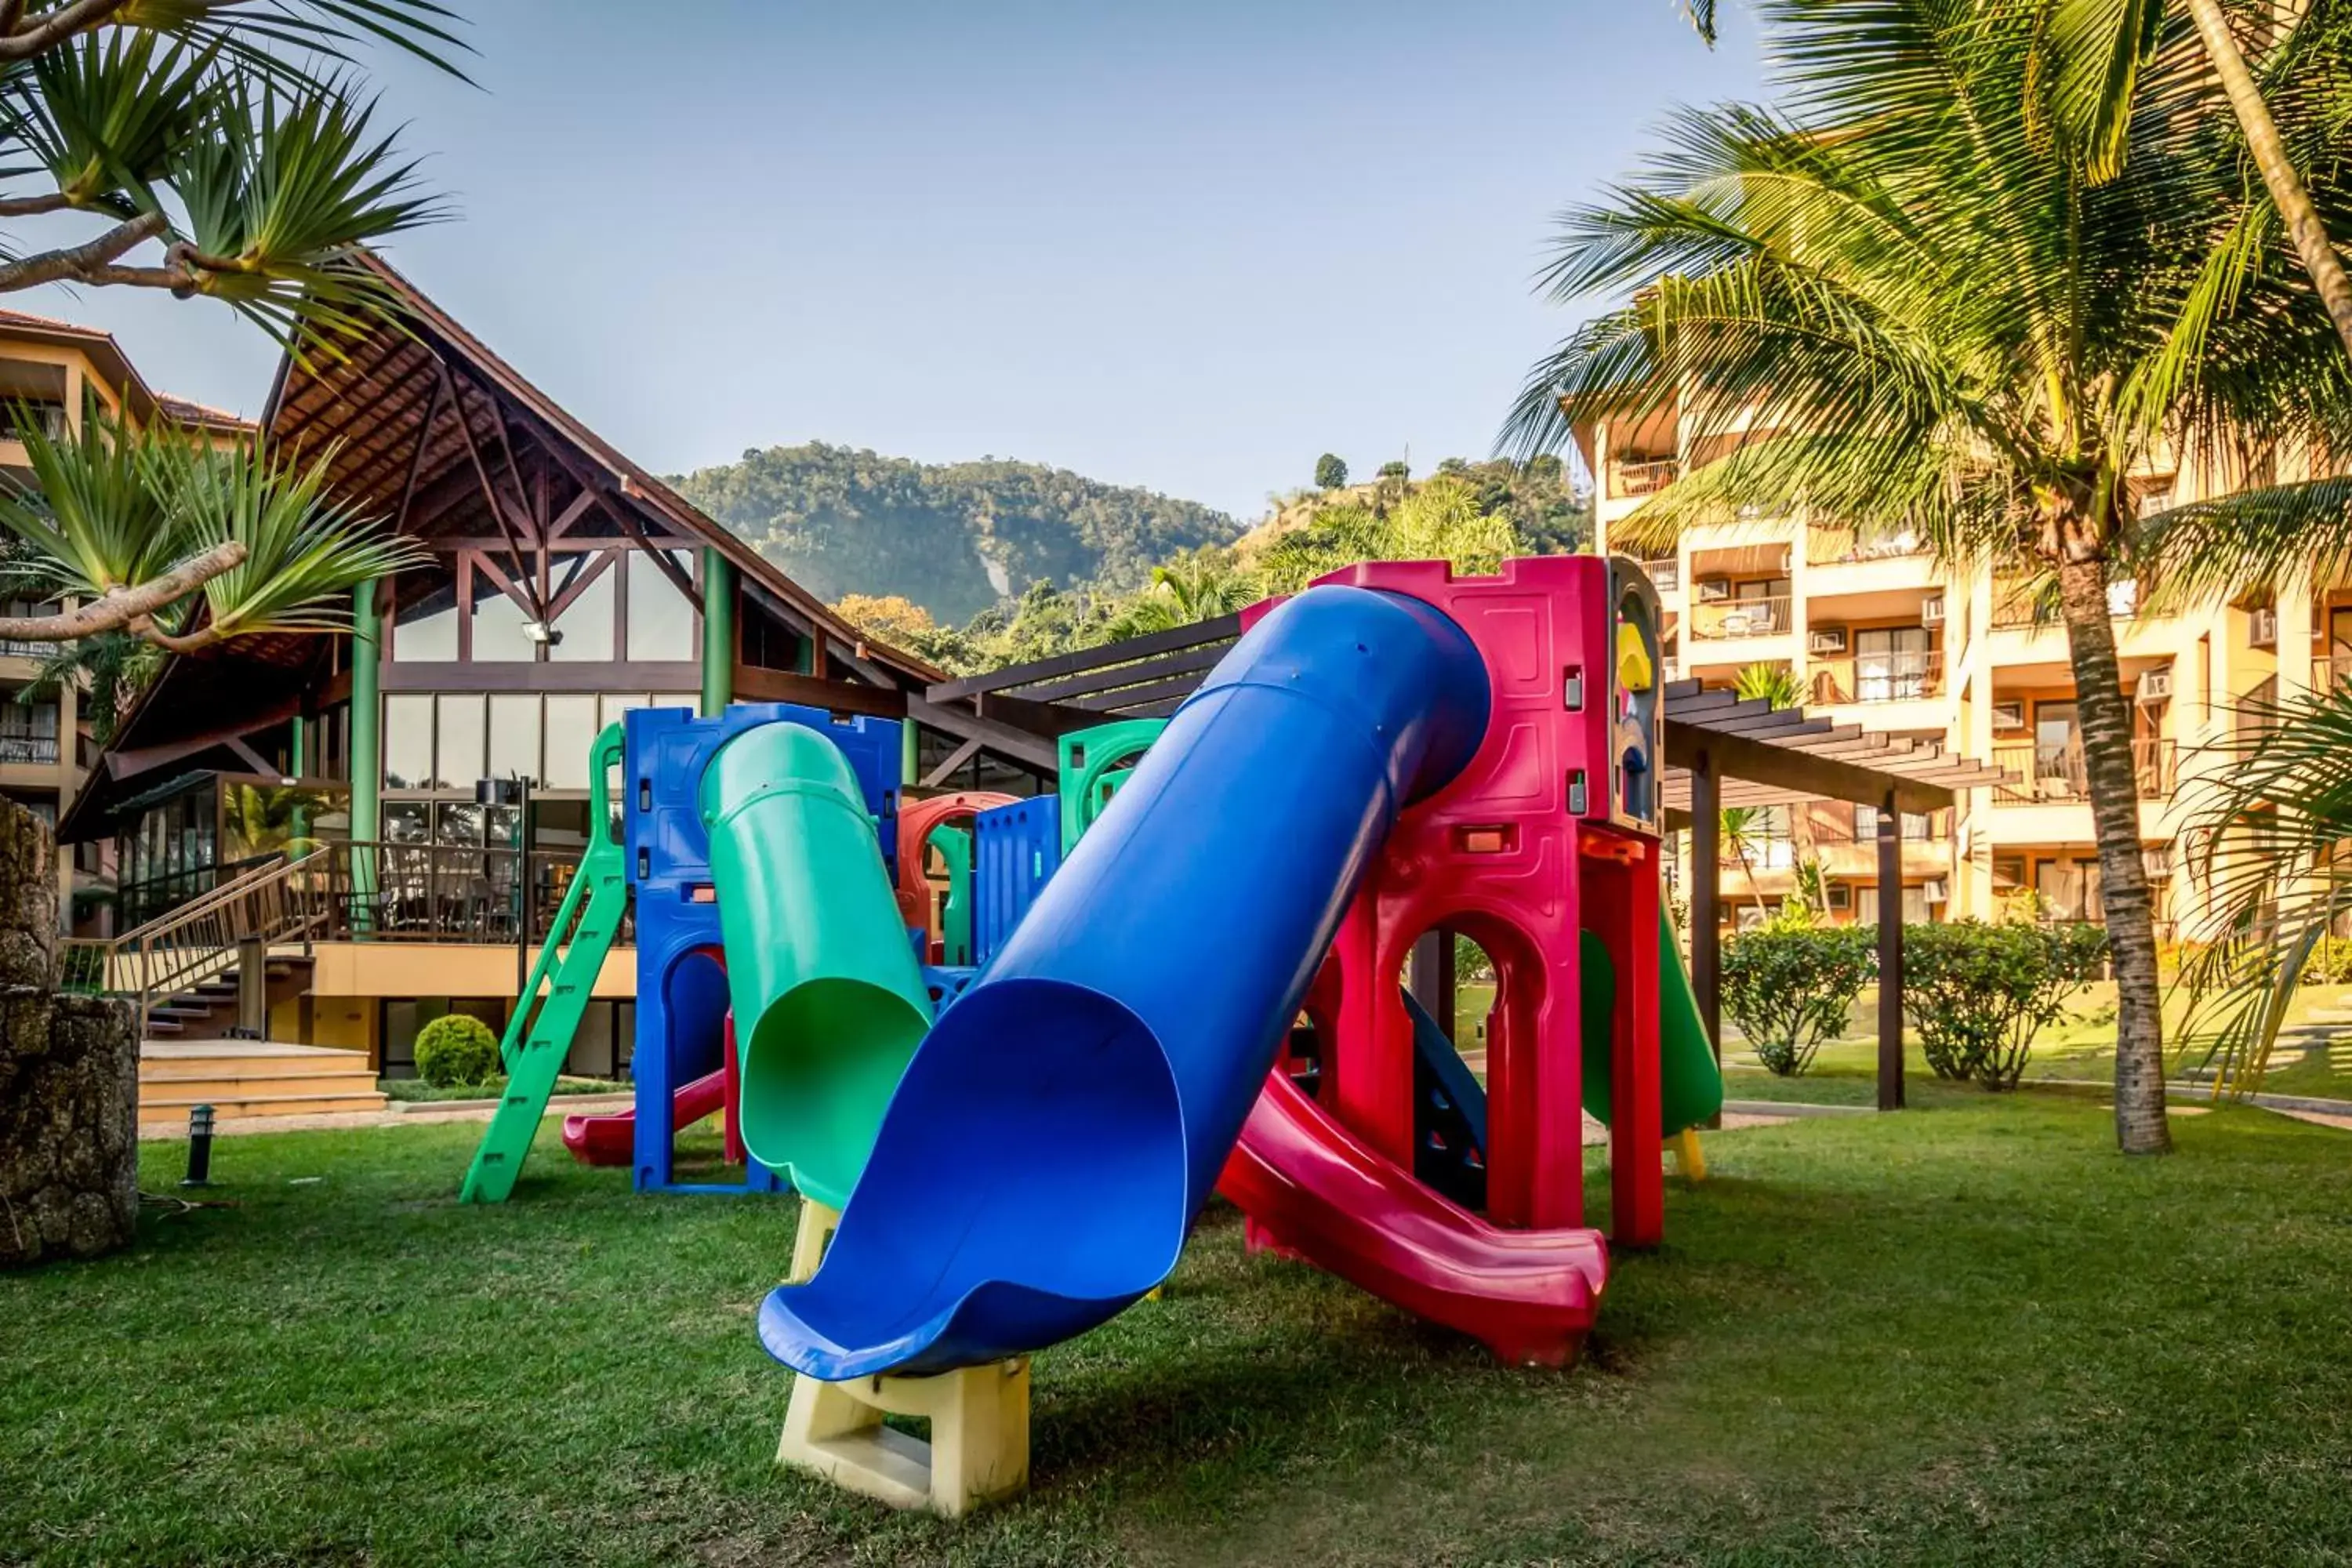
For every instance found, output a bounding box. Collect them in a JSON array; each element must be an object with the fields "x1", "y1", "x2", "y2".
[
  {"x1": 378, "y1": 1075, "x2": 624, "y2": 1104},
  {"x1": 8, "y1": 1102, "x2": 2352, "y2": 1564}
]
